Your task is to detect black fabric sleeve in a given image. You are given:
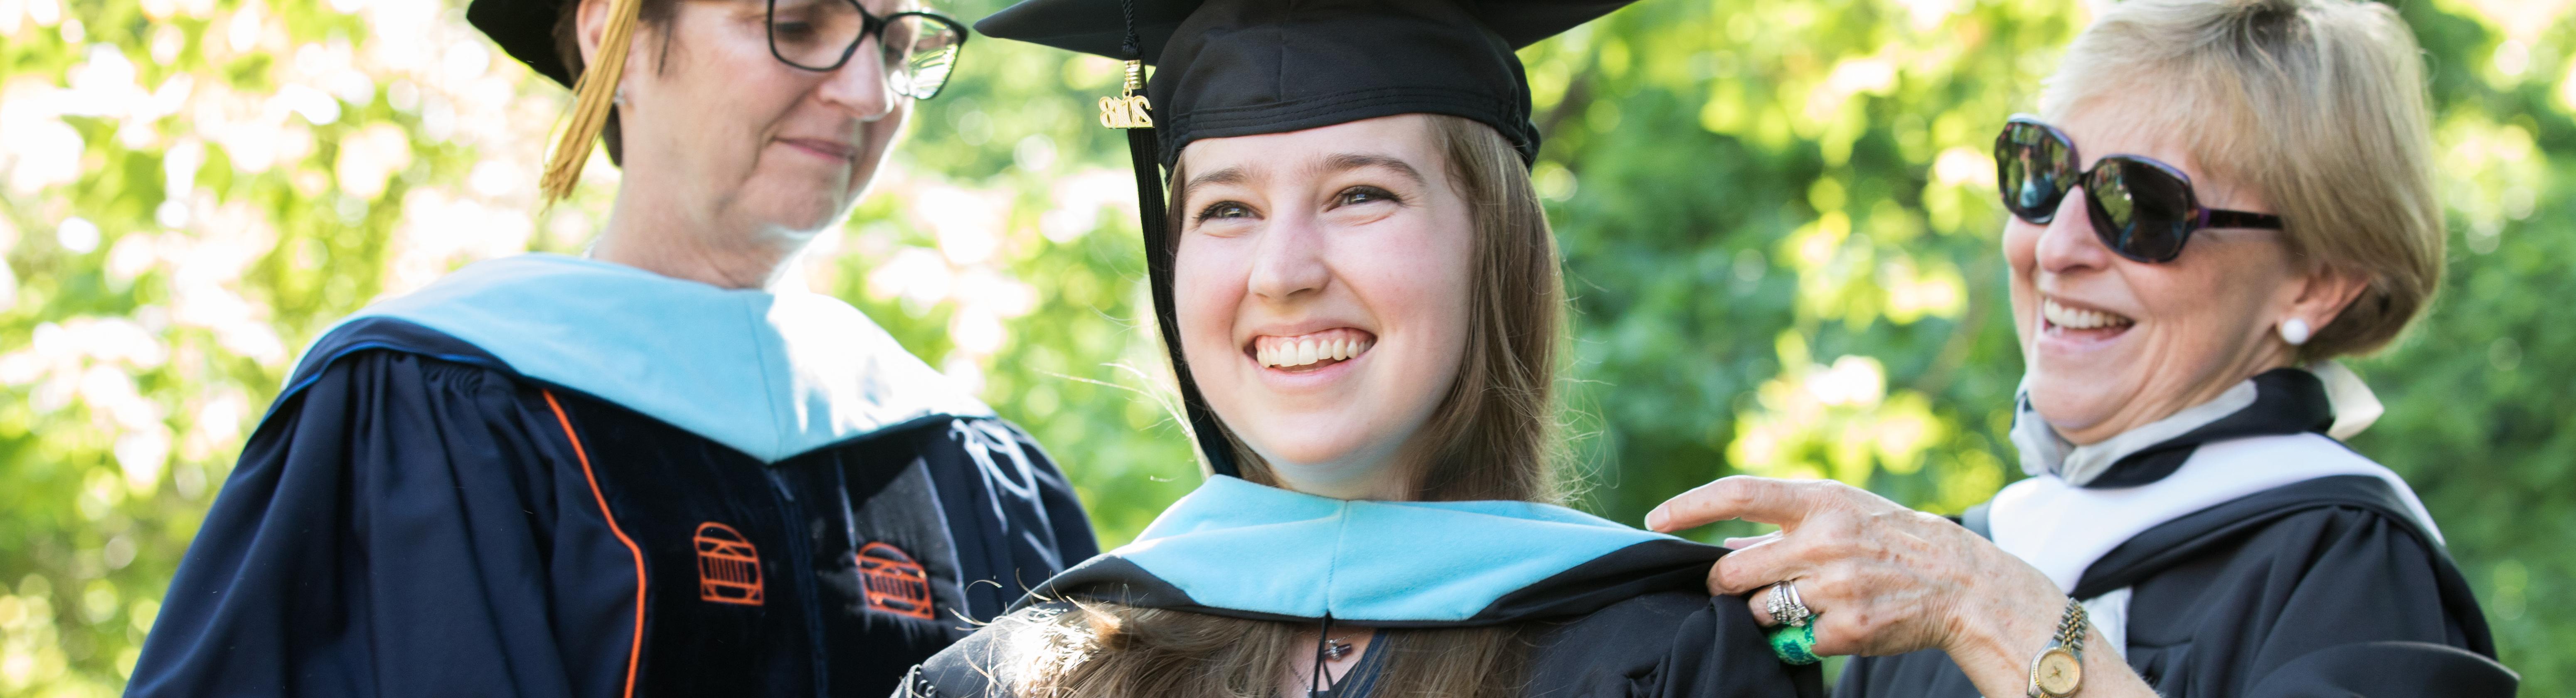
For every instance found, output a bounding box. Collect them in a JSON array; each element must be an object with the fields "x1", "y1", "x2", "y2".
[
  {"x1": 905, "y1": 596, "x2": 1825, "y2": 698},
  {"x1": 2224, "y1": 508, "x2": 2514, "y2": 697},
  {"x1": 897, "y1": 602, "x2": 1074, "y2": 698},
  {"x1": 1834, "y1": 501, "x2": 2518, "y2": 698},
  {"x1": 2249, "y1": 641, "x2": 2517, "y2": 697},
  {"x1": 128, "y1": 351, "x2": 633, "y2": 698},
  {"x1": 1832, "y1": 648, "x2": 1975, "y2": 698},
  {"x1": 1527, "y1": 591, "x2": 1823, "y2": 698}
]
